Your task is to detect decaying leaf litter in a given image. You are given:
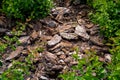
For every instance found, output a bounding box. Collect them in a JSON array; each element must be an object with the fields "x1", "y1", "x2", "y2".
[{"x1": 0, "y1": 1, "x2": 111, "y2": 80}]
